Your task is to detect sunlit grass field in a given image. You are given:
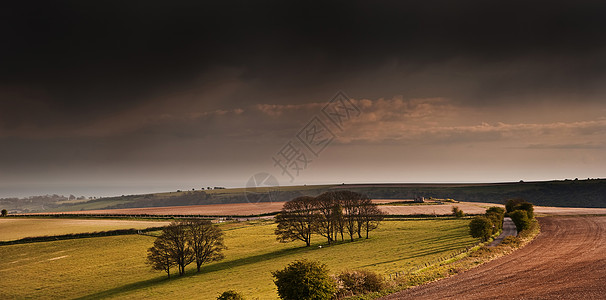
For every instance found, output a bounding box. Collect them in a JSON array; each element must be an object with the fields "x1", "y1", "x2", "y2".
[
  {"x1": 0, "y1": 219, "x2": 476, "y2": 299},
  {"x1": 0, "y1": 218, "x2": 169, "y2": 241}
]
